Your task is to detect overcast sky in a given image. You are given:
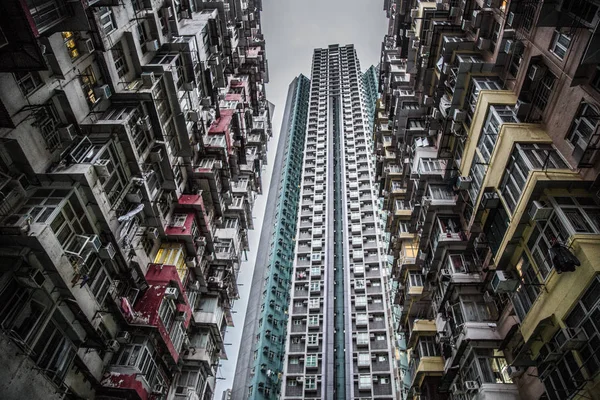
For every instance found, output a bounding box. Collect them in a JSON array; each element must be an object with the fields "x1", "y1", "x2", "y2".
[{"x1": 215, "y1": 1, "x2": 387, "y2": 396}]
